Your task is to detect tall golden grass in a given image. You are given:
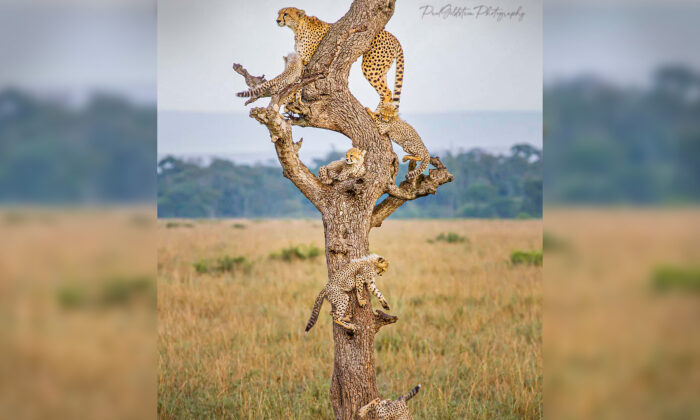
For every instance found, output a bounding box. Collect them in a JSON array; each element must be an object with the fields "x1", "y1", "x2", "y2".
[{"x1": 158, "y1": 219, "x2": 542, "y2": 419}]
